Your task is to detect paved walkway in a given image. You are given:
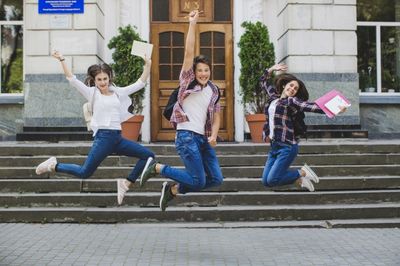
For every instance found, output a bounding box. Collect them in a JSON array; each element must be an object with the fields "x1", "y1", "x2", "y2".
[{"x1": 0, "y1": 223, "x2": 399, "y2": 265}]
